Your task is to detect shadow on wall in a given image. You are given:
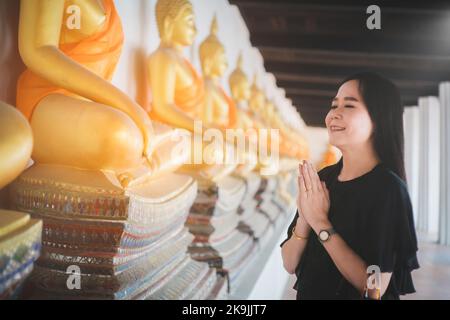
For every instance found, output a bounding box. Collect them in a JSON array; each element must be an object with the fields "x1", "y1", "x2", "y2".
[
  {"x1": 0, "y1": 0, "x2": 26, "y2": 105},
  {"x1": 0, "y1": 1, "x2": 26, "y2": 209}
]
